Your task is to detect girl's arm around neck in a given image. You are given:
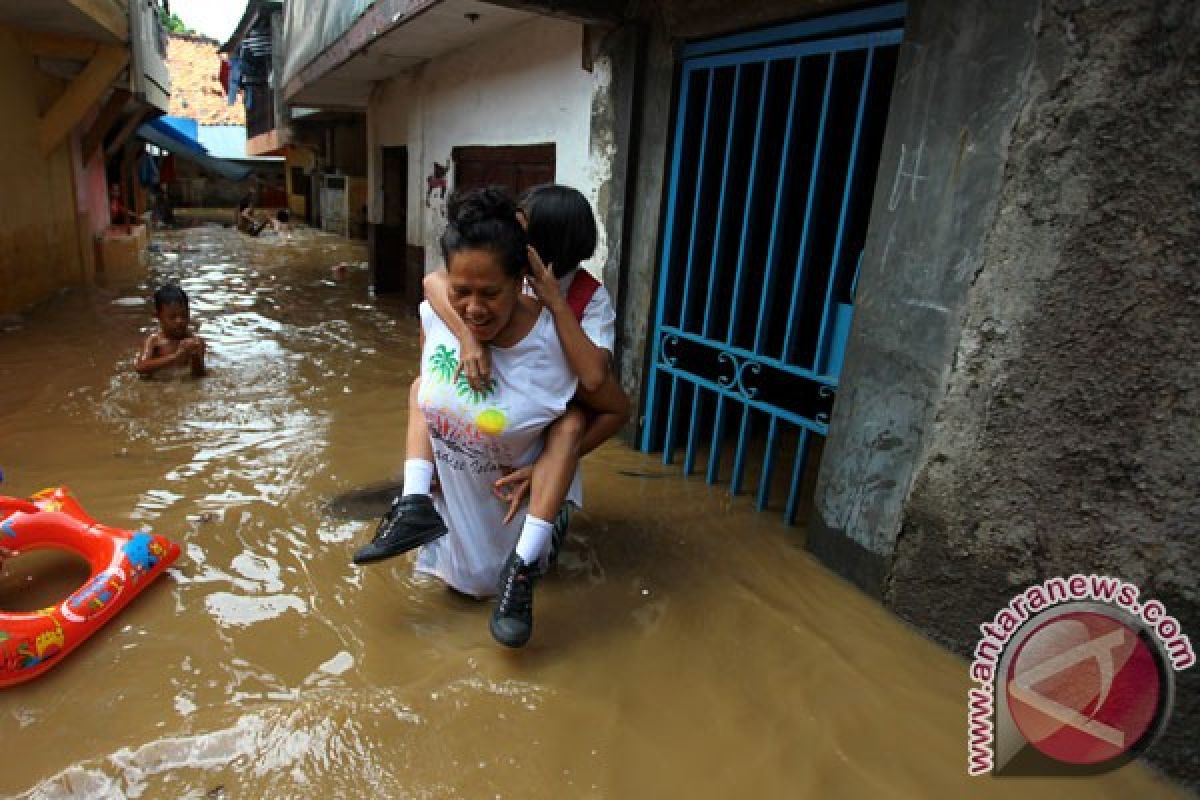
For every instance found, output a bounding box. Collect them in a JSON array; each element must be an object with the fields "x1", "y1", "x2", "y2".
[
  {"x1": 423, "y1": 269, "x2": 492, "y2": 391},
  {"x1": 547, "y1": 303, "x2": 610, "y2": 393}
]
